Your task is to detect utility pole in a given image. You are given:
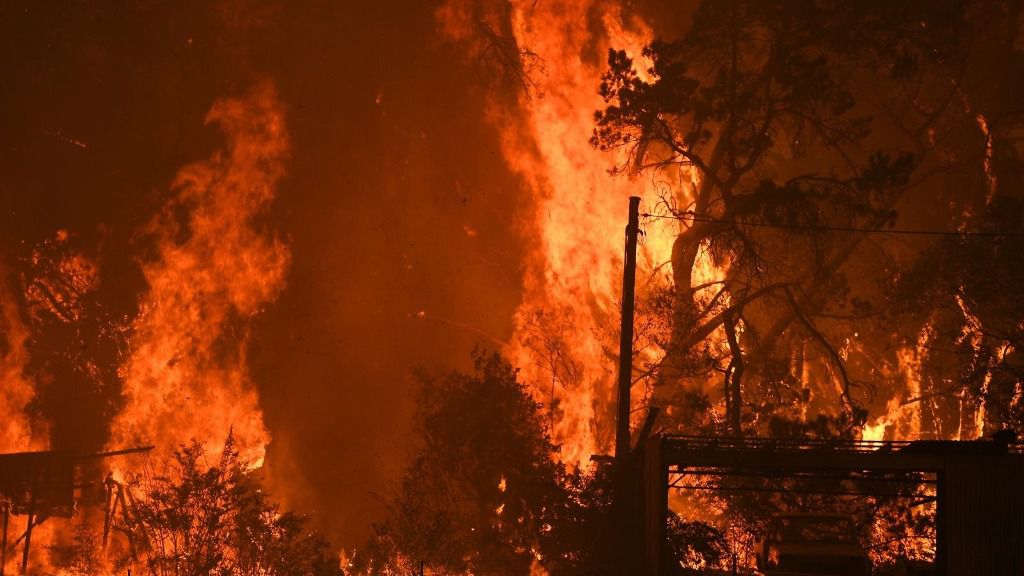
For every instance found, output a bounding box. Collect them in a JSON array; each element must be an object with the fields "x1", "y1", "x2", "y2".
[
  {"x1": 615, "y1": 196, "x2": 641, "y2": 465},
  {"x1": 613, "y1": 197, "x2": 641, "y2": 574},
  {"x1": 1, "y1": 500, "x2": 8, "y2": 576}
]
